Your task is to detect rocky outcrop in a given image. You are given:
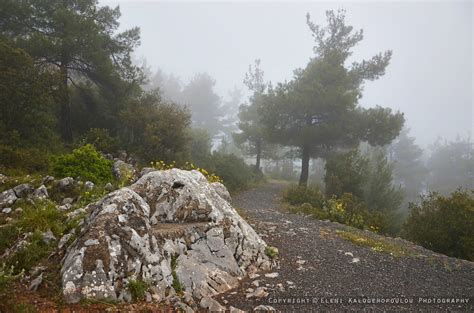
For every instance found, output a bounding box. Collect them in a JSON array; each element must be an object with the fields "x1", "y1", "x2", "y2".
[
  {"x1": 61, "y1": 169, "x2": 271, "y2": 304},
  {"x1": 112, "y1": 160, "x2": 137, "y2": 181}
]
